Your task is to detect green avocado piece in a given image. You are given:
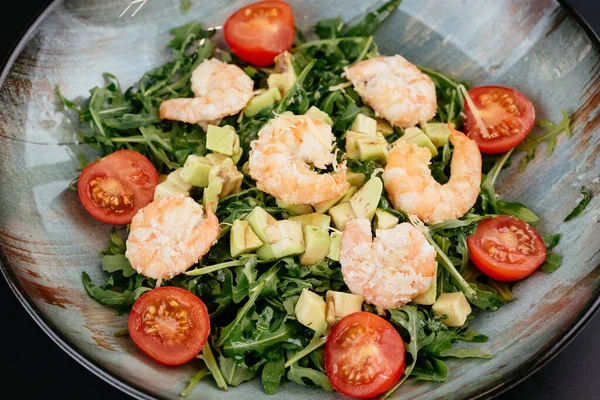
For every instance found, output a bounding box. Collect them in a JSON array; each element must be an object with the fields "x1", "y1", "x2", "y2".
[
  {"x1": 181, "y1": 155, "x2": 213, "y2": 188},
  {"x1": 339, "y1": 186, "x2": 358, "y2": 204},
  {"x1": 328, "y1": 202, "x2": 357, "y2": 231},
  {"x1": 230, "y1": 220, "x2": 263, "y2": 258},
  {"x1": 245, "y1": 207, "x2": 277, "y2": 260},
  {"x1": 312, "y1": 186, "x2": 350, "y2": 214},
  {"x1": 207, "y1": 125, "x2": 238, "y2": 156},
  {"x1": 299, "y1": 225, "x2": 332, "y2": 266},
  {"x1": 202, "y1": 178, "x2": 224, "y2": 213},
  {"x1": 349, "y1": 177, "x2": 383, "y2": 221},
  {"x1": 347, "y1": 171, "x2": 366, "y2": 188},
  {"x1": 267, "y1": 51, "x2": 297, "y2": 96},
  {"x1": 305, "y1": 106, "x2": 333, "y2": 126},
  {"x1": 376, "y1": 118, "x2": 394, "y2": 136},
  {"x1": 350, "y1": 114, "x2": 377, "y2": 135},
  {"x1": 276, "y1": 199, "x2": 314, "y2": 216},
  {"x1": 154, "y1": 179, "x2": 190, "y2": 200},
  {"x1": 208, "y1": 163, "x2": 243, "y2": 198},
  {"x1": 204, "y1": 153, "x2": 230, "y2": 165},
  {"x1": 356, "y1": 135, "x2": 388, "y2": 163},
  {"x1": 413, "y1": 263, "x2": 438, "y2": 305},
  {"x1": 327, "y1": 232, "x2": 342, "y2": 261},
  {"x1": 403, "y1": 127, "x2": 438, "y2": 157},
  {"x1": 345, "y1": 130, "x2": 366, "y2": 160},
  {"x1": 373, "y1": 208, "x2": 400, "y2": 230},
  {"x1": 166, "y1": 168, "x2": 192, "y2": 191},
  {"x1": 425, "y1": 123, "x2": 452, "y2": 148},
  {"x1": 288, "y1": 212, "x2": 331, "y2": 230},
  {"x1": 265, "y1": 220, "x2": 306, "y2": 259},
  {"x1": 244, "y1": 87, "x2": 282, "y2": 117}
]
